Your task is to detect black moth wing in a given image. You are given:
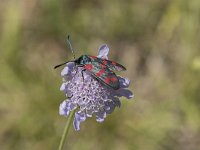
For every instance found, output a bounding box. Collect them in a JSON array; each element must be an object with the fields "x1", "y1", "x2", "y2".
[
  {"x1": 83, "y1": 61, "x2": 120, "y2": 90},
  {"x1": 88, "y1": 55, "x2": 126, "y2": 71}
]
